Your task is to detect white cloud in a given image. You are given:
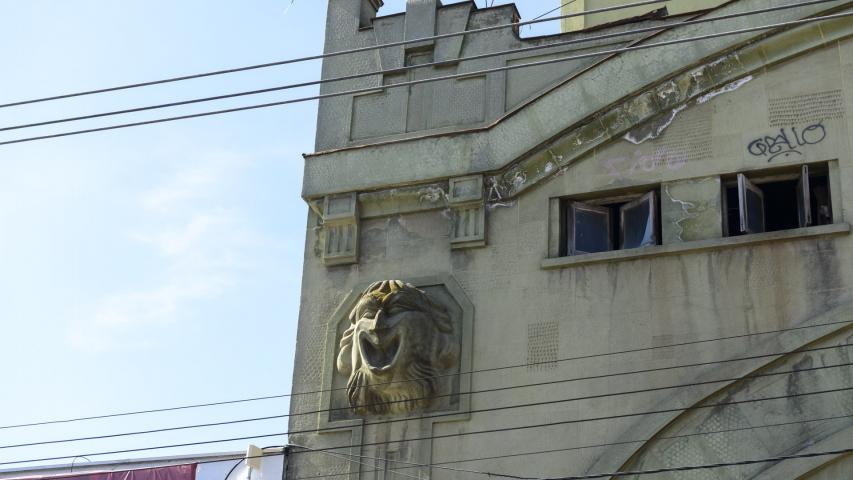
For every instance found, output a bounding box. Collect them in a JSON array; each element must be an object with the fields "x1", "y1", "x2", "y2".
[
  {"x1": 67, "y1": 150, "x2": 266, "y2": 352},
  {"x1": 140, "y1": 151, "x2": 247, "y2": 214}
]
